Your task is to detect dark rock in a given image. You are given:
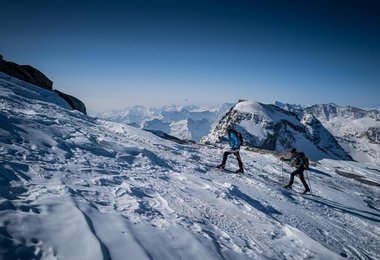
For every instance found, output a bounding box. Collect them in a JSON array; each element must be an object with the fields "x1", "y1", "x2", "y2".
[
  {"x1": 0, "y1": 61, "x2": 28, "y2": 81},
  {"x1": 20, "y1": 65, "x2": 53, "y2": 90},
  {"x1": 53, "y1": 90, "x2": 87, "y2": 114},
  {"x1": 0, "y1": 55, "x2": 53, "y2": 90},
  {"x1": 1, "y1": 54, "x2": 87, "y2": 114}
]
